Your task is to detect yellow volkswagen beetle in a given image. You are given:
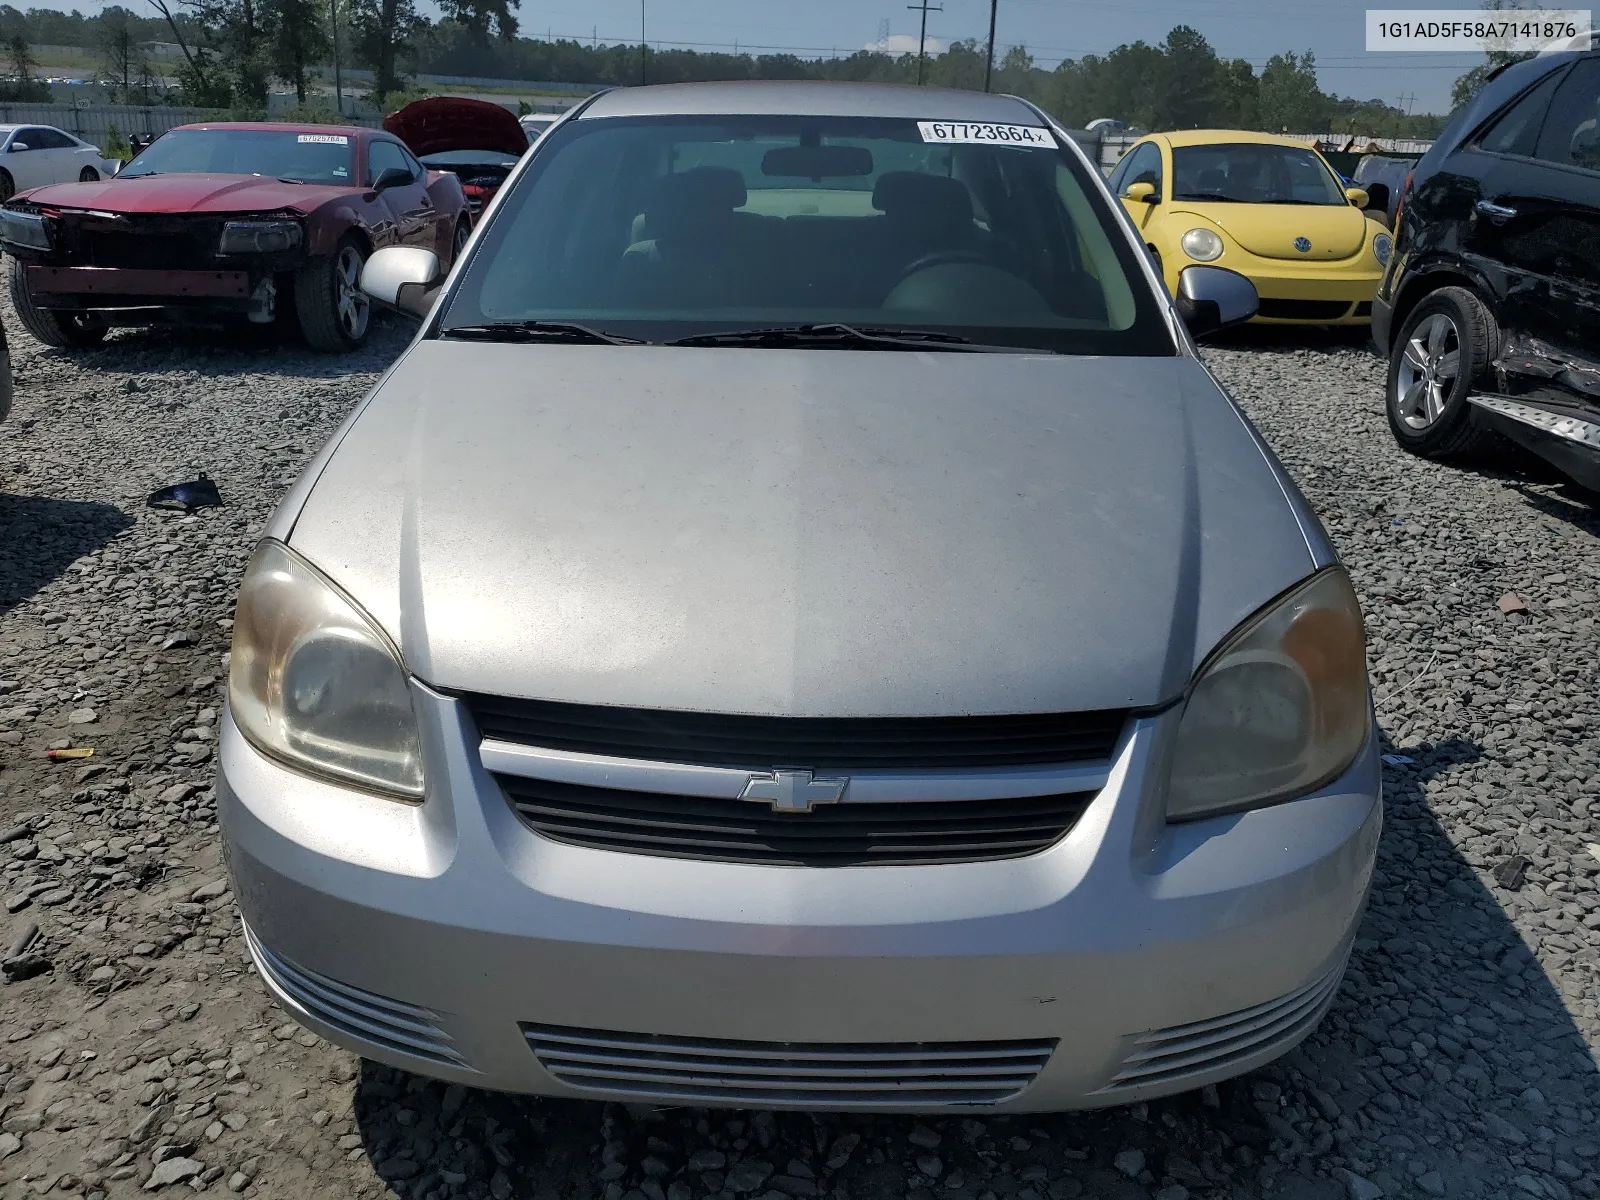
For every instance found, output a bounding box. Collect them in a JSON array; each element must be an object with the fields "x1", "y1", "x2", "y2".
[{"x1": 1107, "y1": 130, "x2": 1392, "y2": 325}]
